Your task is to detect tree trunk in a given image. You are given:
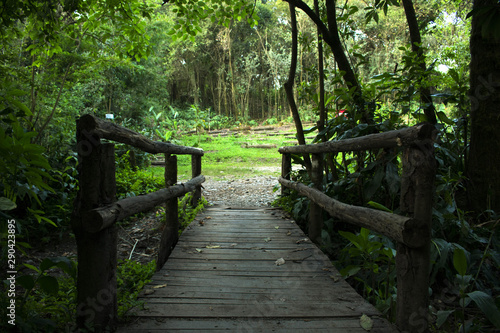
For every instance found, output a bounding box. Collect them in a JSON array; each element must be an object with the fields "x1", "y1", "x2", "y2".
[
  {"x1": 467, "y1": 0, "x2": 500, "y2": 214},
  {"x1": 401, "y1": 0, "x2": 437, "y2": 125},
  {"x1": 288, "y1": 0, "x2": 367, "y2": 122},
  {"x1": 284, "y1": 2, "x2": 312, "y2": 171}
]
